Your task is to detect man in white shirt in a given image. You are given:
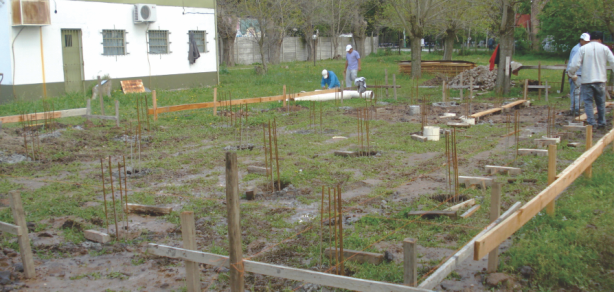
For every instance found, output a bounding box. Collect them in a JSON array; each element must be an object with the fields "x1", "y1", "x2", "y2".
[
  {"x1": 568, "y1": 31, "x2": 614, "y2": 129},
  {"x1": 567, "y1": 33, "x2": 590, "y2": 117}
]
